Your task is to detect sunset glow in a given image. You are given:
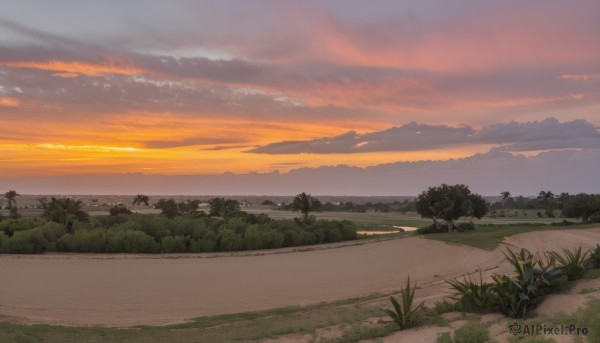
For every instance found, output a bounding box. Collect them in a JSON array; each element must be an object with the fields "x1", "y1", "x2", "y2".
[{"x1": 1, "y1": 1, "x2": 599, "y2": 194}]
